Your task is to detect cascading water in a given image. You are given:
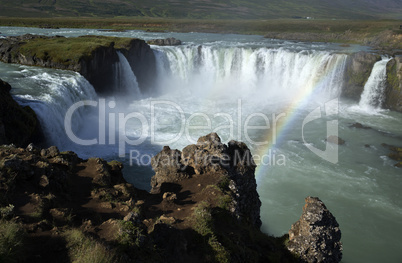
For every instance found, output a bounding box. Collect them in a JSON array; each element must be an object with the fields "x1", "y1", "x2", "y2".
[
  {"x1": 114, "y1": 51, "x2": 142, "y2": 98},
  {"x1": 359, "y1": 57, "x2": 392, "y2": 110},
  {"x1": 153, "y1": 46, "x2": 347, "y2": 102},
  {"x1": 7, "y1": 68, "x2": 98, "y2": 149}
]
